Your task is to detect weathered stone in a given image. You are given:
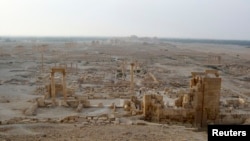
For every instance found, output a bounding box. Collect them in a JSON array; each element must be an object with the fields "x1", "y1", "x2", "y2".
[
  {"x1": 114, "y1": 120, "x2": 120, "y2": 125},
  {"x1": 37, "y1": 97, "x2": 45, "y2": 107},
  {"x1": 78, "y1": 116, "x2": 87, "y2": 122},
  {"x1": 132, "y1": 110, "x2": 137, "y2": 116},
  {"x1": 98, "y1": 103, "x2": 104, "y2": 108},
  {"x1": 76, "y1": 103, "x2": 83, "y2": 112},
  {"x1": 109, "y1": 114, "x2": 115, "y2": 118},
  {"x1": 98, "y1": 117, "x2": 108, "y2": 120},
  {"x1": 24, "y1": 102, "x2": 38, "y2": 116},
  {"x1": 60, "y1": 115, "x2": 79, "y2": 123},
  {"x1": 66, "y1": 99, "x2": 78, "y2": 108},
  {"x1": 104, "y1": 120, "x2": 111, "y2": 124},
  {"x1": 136, "y1": 121, "x2": 146, "y2": 125}
]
